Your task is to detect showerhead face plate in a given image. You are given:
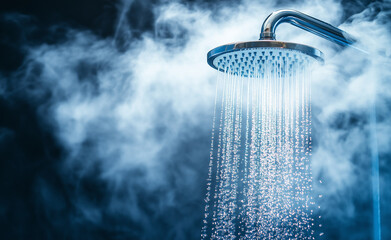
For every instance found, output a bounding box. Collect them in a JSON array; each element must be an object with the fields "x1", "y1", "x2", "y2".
[{"x1": 207, "y1": 40, "x2": 323, "y2": 76}]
